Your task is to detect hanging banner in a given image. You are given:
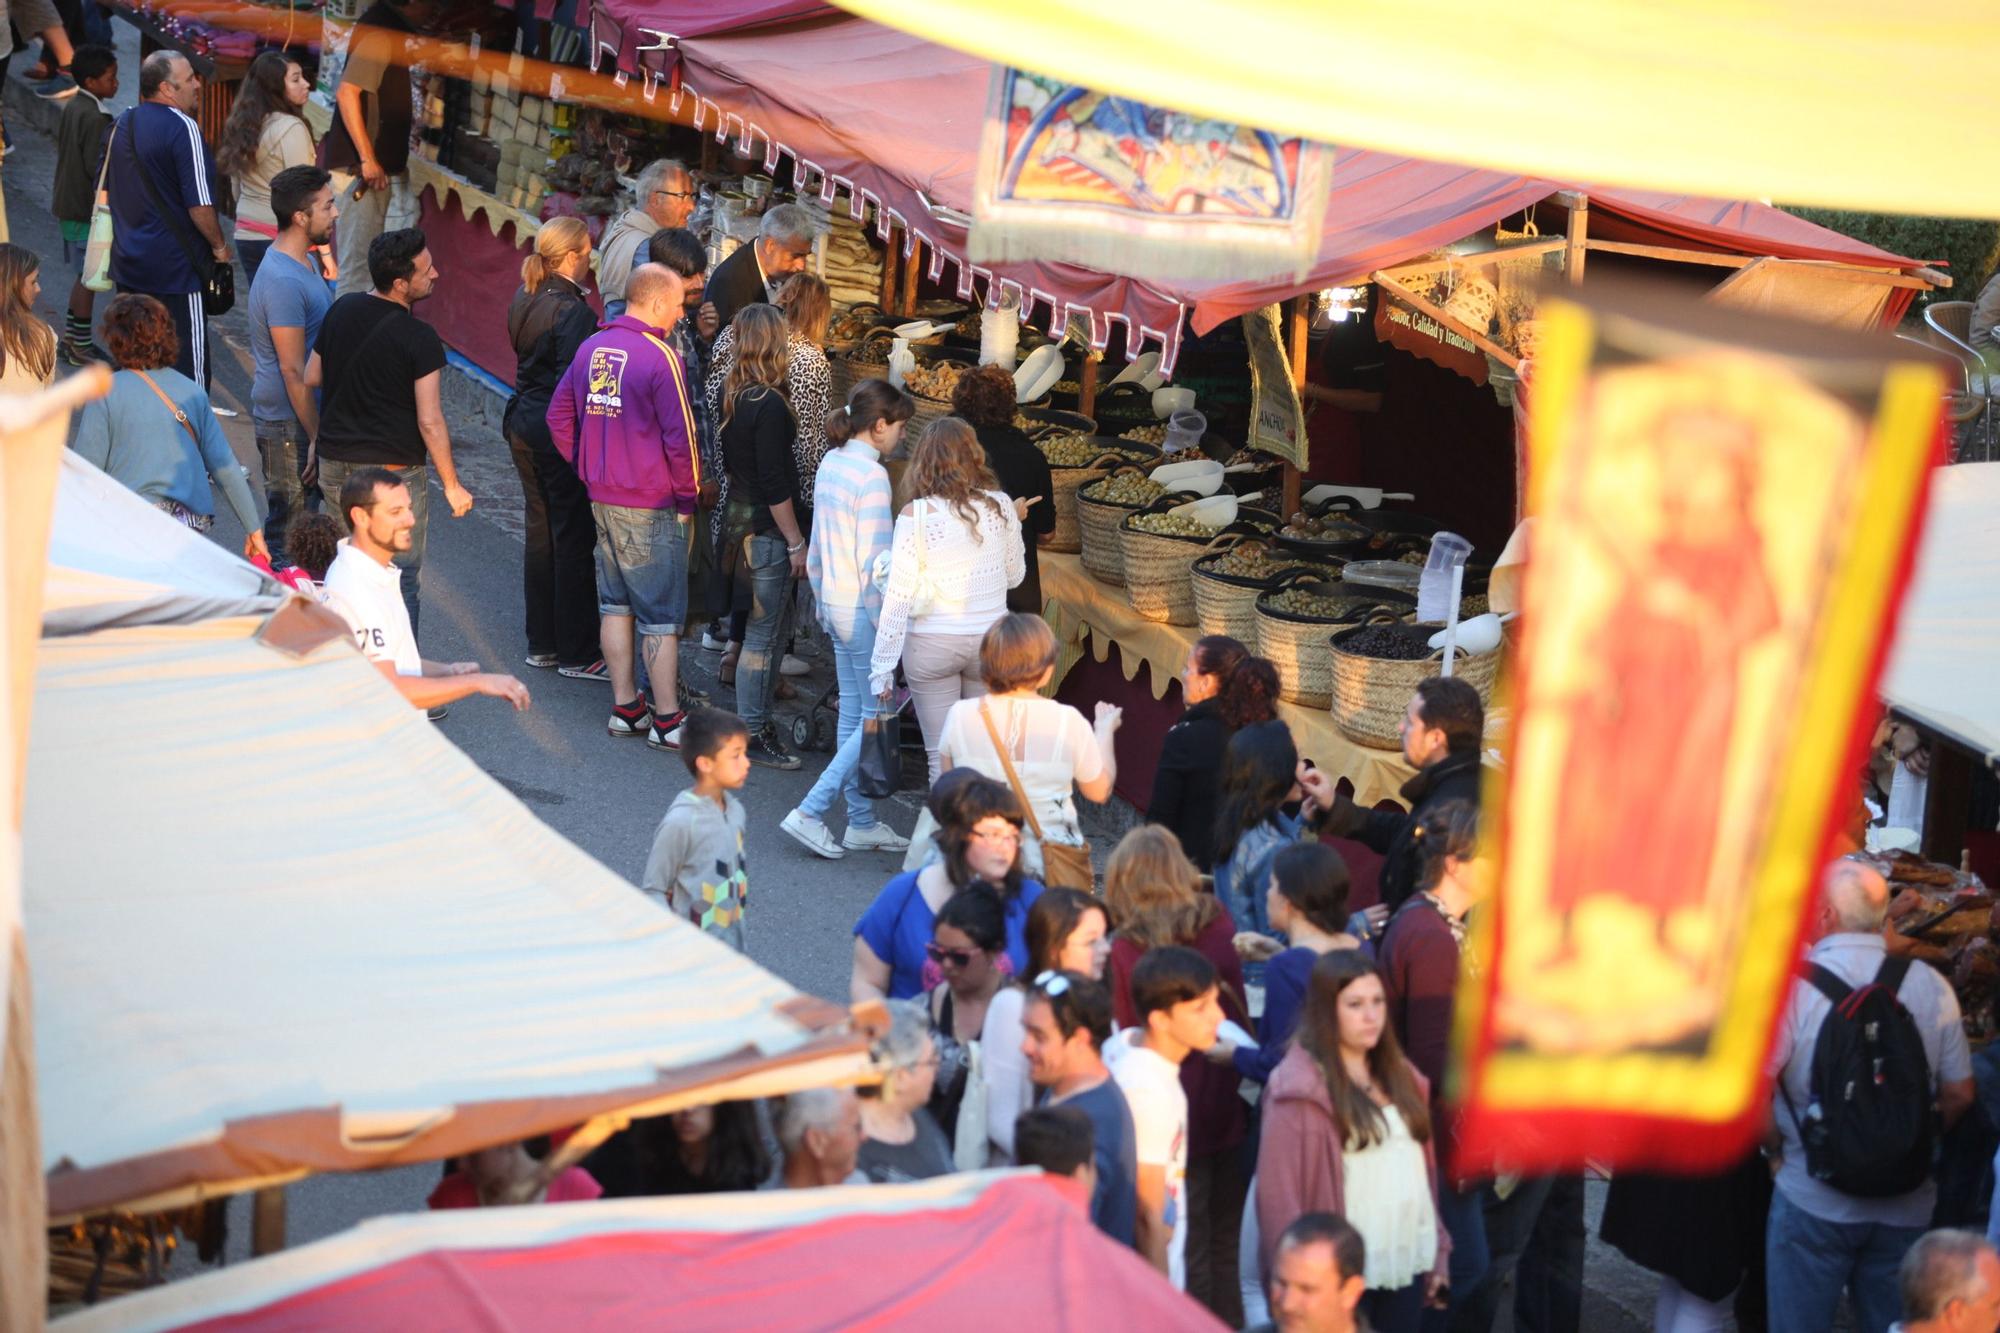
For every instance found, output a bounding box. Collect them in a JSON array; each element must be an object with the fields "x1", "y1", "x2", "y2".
[
  {"x1": 1375, "y1": 286, "x2": 1489, "y2": 385},
  {"x1": 968, "y1": 67, "x2": 1332, "y2": 285},
  {"x1": 1243, "y1": 305, "x2": 1307, "y2": 468},
  {"x1": 1452, "y1": 282, "x2": 1944, "y2": 1176}
]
